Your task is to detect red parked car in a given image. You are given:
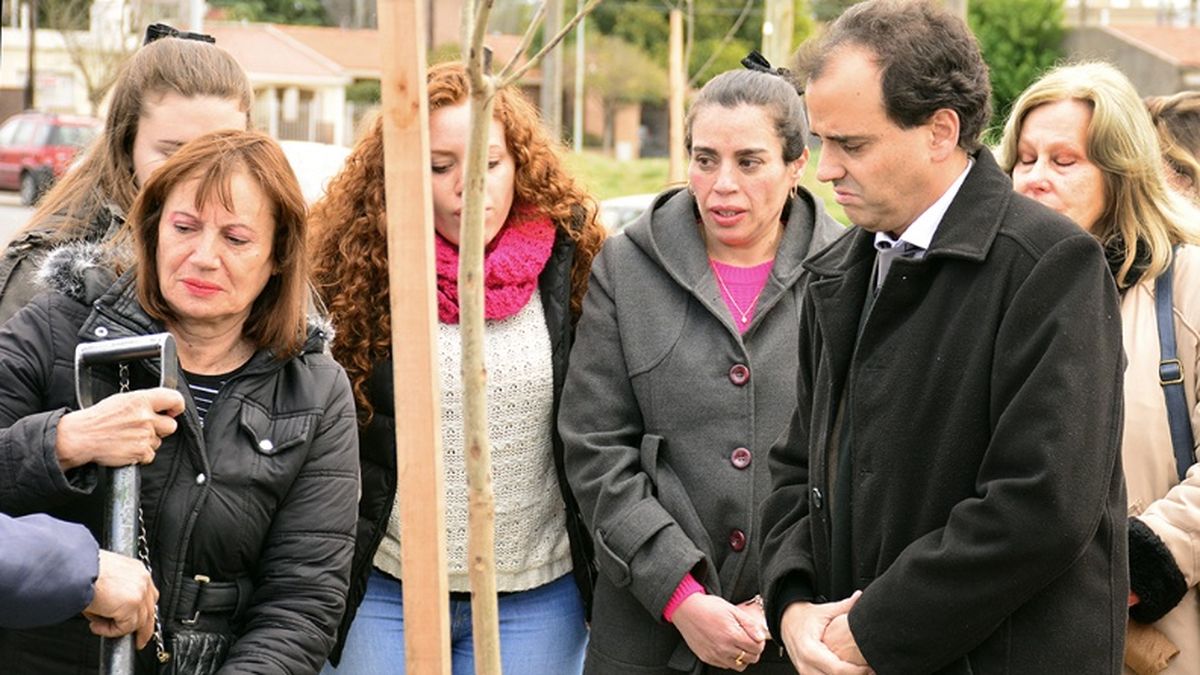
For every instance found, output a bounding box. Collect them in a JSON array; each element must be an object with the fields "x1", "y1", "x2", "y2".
[{"x1": 0, "y1": 111, "x2": 101, "y2": 205}]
